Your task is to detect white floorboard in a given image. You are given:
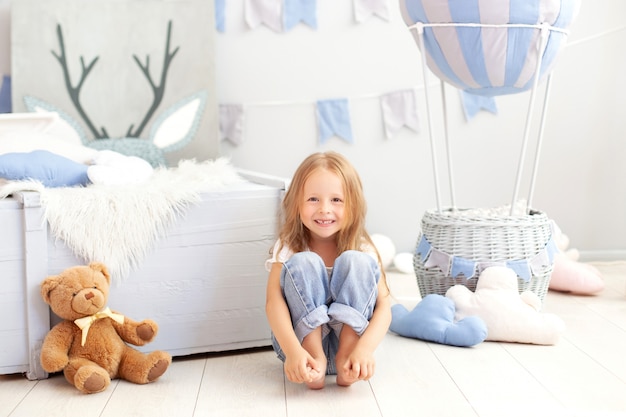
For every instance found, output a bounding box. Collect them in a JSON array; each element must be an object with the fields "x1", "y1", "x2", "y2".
[{"x1": 1, "y1": 262, "x2": 625, "y2": 417}]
